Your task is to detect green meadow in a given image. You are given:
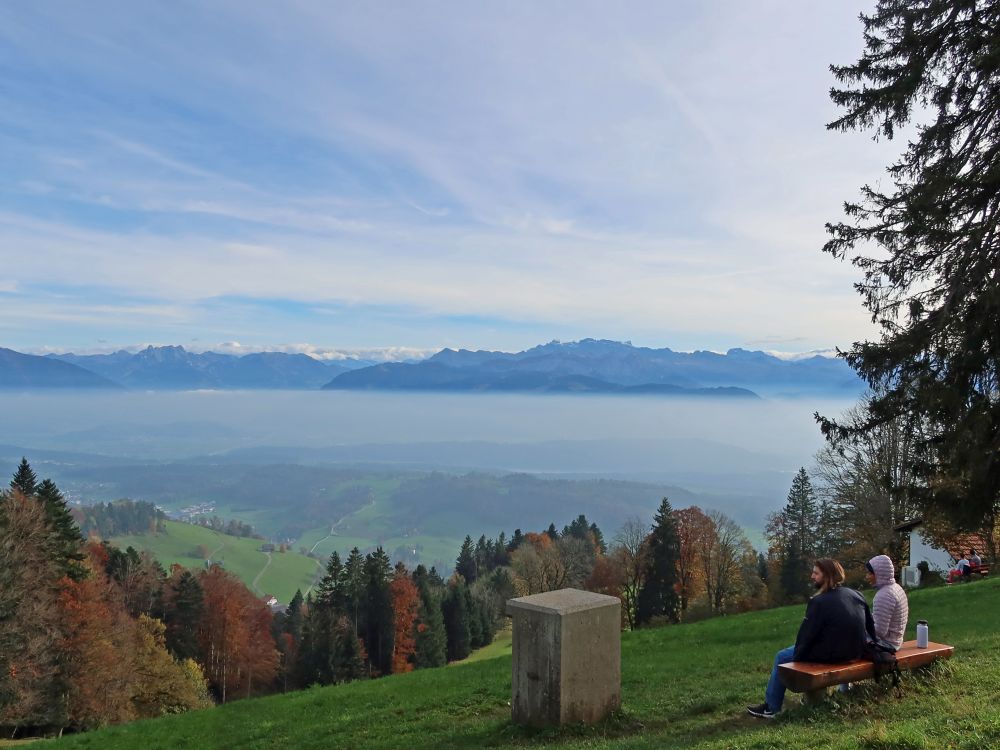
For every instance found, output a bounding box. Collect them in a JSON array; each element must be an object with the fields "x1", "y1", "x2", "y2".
[
  {"x1": 111, "y1": 520, "x2": 321, "y2": 602},
  {"x1": 37, "y1": 577, "x2": 1000, "y2": 749}
]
